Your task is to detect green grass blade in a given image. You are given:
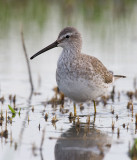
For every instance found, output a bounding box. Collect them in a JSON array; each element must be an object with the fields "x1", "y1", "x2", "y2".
[{"x1": 8, "y1": 105, "x2": 16, "y2": 114}]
